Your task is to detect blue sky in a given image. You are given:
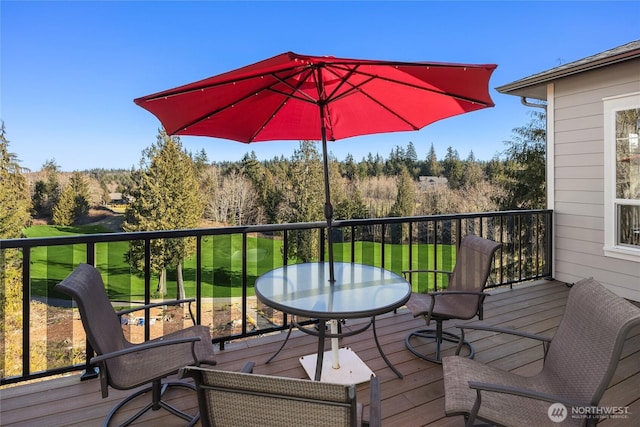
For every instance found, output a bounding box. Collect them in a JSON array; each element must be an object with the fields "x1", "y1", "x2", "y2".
[{"x1": 2, "y1": 1, "x2": 639, "y2": 172}]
